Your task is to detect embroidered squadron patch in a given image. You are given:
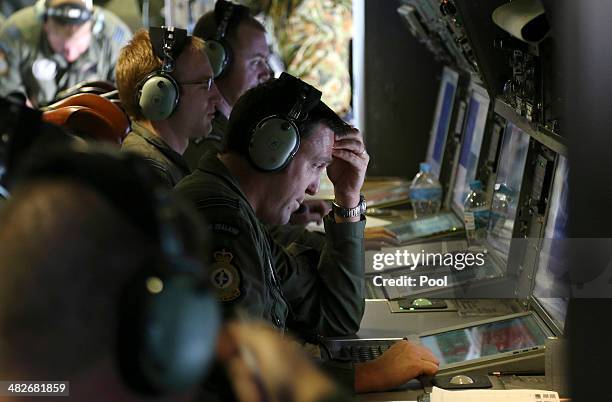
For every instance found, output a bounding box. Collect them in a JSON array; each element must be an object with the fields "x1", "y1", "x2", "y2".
[
  {"x1": 210, "y1": 249, "x2": 241, "y2": 302},
  {"x1": 0, "y1": 50, "x2": 8, "y2": 76}
]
